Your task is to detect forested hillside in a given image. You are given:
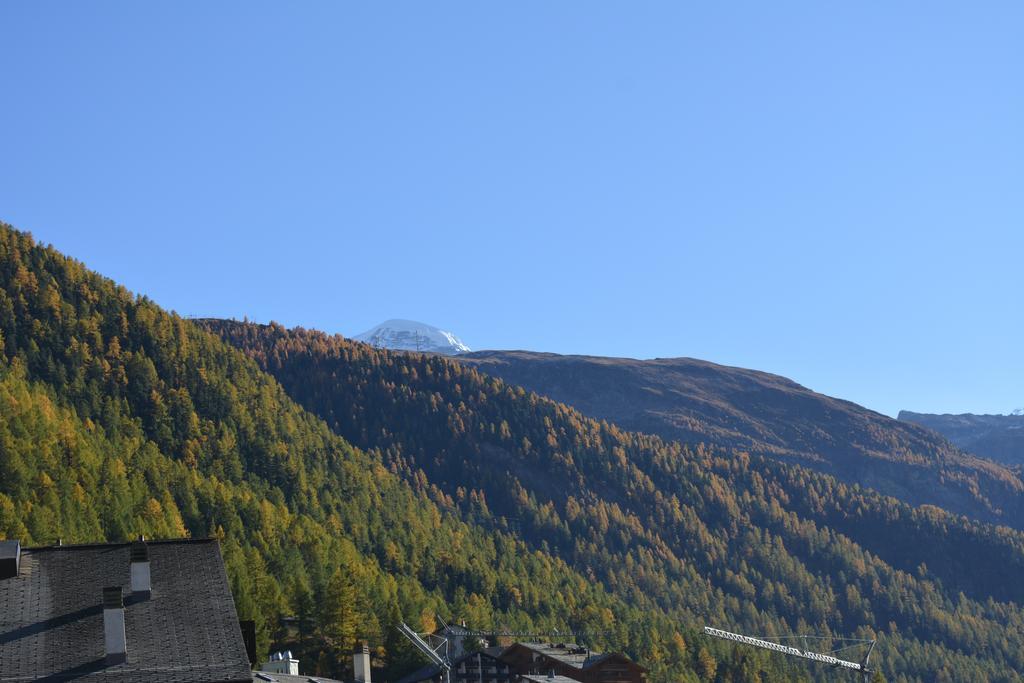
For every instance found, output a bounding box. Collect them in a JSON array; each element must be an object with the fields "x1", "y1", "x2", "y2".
[
  {"x1": 204, "y1": 319, "x2": 1024, "y2": 682},
  {"x1": 3, "y1": 221, "x2": 1024, "y2": 682},
  {"x1": 0, "y1": 223, "x2": 823, "y2": 682},
  {"x1": 452, "y1": 351, "x2": 1024, "y2": 528}
]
